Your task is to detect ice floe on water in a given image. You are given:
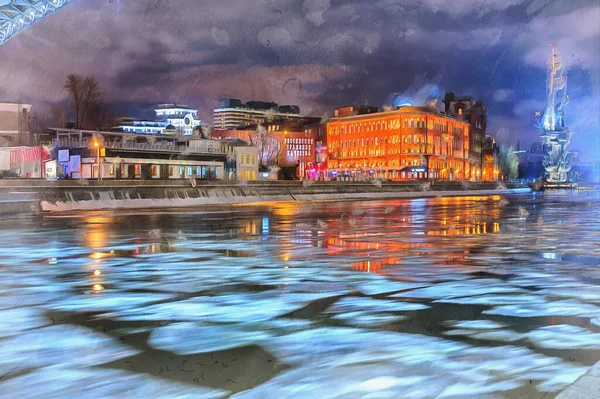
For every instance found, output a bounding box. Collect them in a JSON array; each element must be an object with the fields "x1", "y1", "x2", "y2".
[
  {"x1": 325, "y1": 297, "x2": 430, "y2": 314},
  {"x1": 355, "y1": 279, "x2": 429, "y2": 295},
  {"x1": 259, "y1": 318, "x2": 314, "y2": 333},
  {"x1": 44, "y1": 292, "x2": 176, "y2": 313},
  {"x1": 392, "y1": 279, "x2": 524, "y2": 300},
  {"x1": 255, "y1": 326, "x2": 585, "y2": 396},
  {"x1": 445, "y1": 320, "x2": 506, "y2": 330},
  {"x1": 444, "y1": 329, "x2": 524, "y2": 343},
  {"x1": 483, "y1": 299, "x2": 600, "y2": 318},
  {"x1": 233, "y1": 362, "x2": 446, "y2": 399},
  {"x1": 331, "y1": 311, "x2": 407, "y2": 327},
  {"x1": 0, "y1": 366, "x2": 229, "y2": 399},
  {"x1": 538, "y1": 285, "x2": 600, "y2": 302},
  {"x1": 149, "y1": 322, "x2": 270, "y2": 354},
  {"x1": 526, "y1": 324, "x2": 600, "y2": 349},
  {"x1": 0, "y1": 307, "x2": 51, "y2": 337},
  {"x1": 105, "y1": 291, "x2": 342, "y2": 323},
  {"x1": 434, "y1": 294, "x2": 545, "y2": 306},
  {"x1": 0, "y1": 325, "x2": 139, "y2": 375}
]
